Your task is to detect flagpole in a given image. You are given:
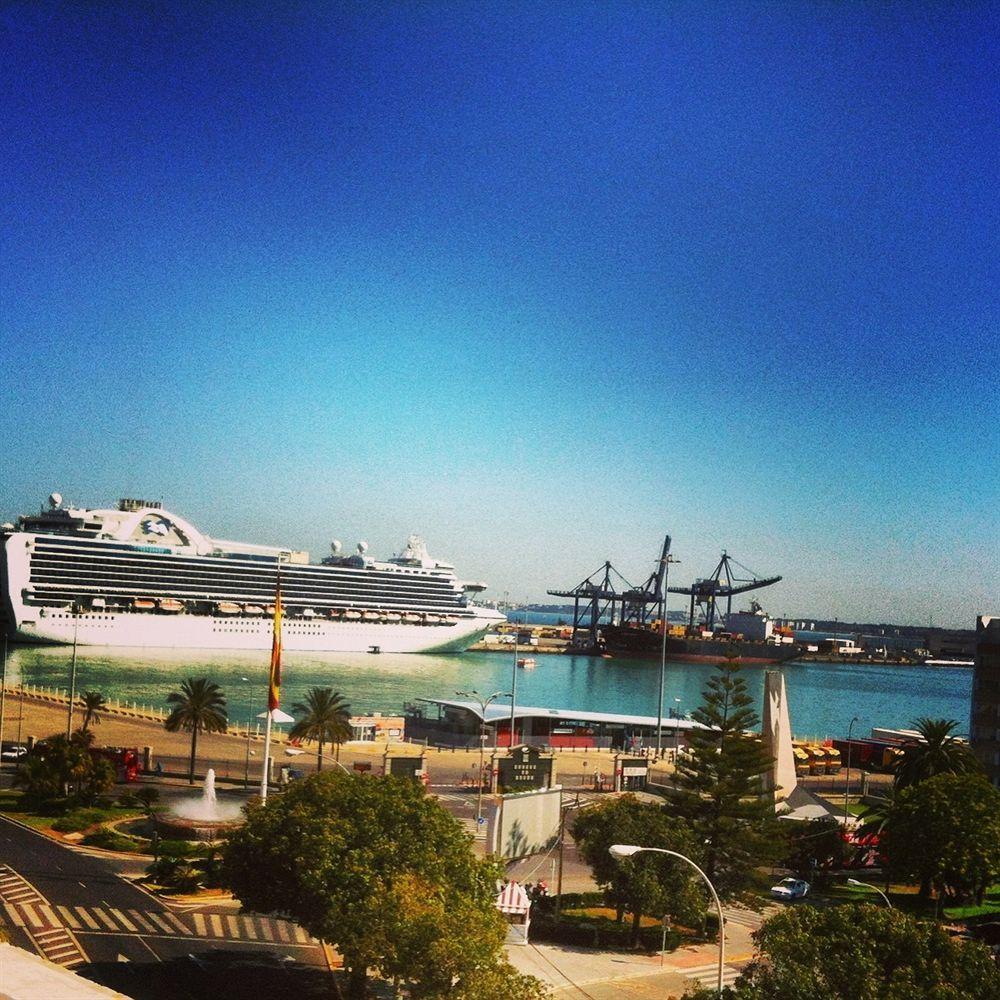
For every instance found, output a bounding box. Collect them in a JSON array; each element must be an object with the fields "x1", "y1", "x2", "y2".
[{"x1": 260, "y1": 562, "x2": 283, "y2": 802}]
